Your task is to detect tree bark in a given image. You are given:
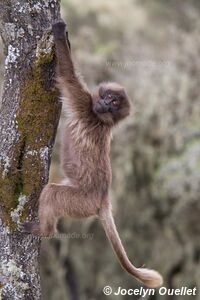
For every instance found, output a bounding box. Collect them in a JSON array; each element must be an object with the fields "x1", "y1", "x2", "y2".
[{"x1": 0, "y1": 1, "x2": 61, "y2": 299}]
